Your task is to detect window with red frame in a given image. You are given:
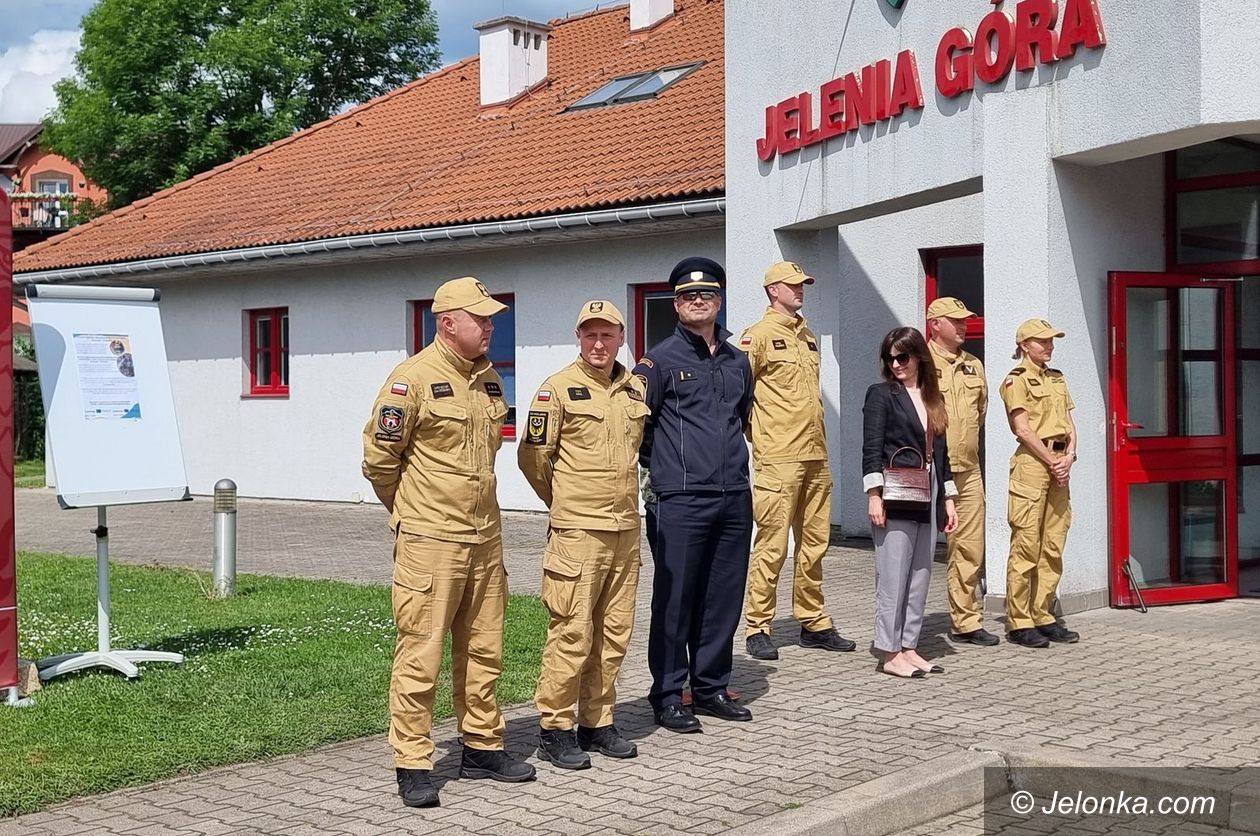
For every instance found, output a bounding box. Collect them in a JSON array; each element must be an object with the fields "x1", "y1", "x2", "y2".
[
  {"x1": 247, "y1": 307, "x2": 289, "y2": 395},
  {"x1": 413, "y1": 295, "x2": 517, "y2": 438},
  {"x1": 633, "y1": 282, "x2": 676, "y2": 360},
  {"x1": 924, "y1": 246, "x2": 985, "y2": 363}
]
